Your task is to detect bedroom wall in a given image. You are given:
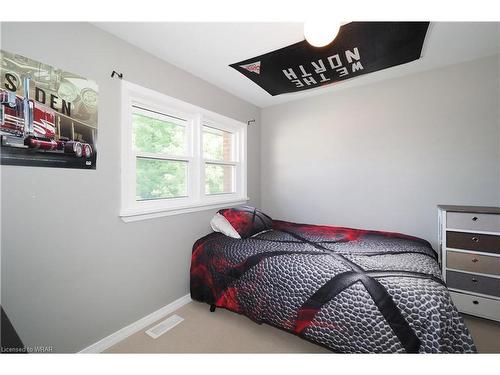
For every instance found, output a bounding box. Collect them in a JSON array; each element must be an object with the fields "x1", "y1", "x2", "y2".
[
  {"x1": 0, "y1": 22, "x2": 261, "y2": 352},
  {"x1": 261, "y1": 55, "x2": 500, "y2": 250}
]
